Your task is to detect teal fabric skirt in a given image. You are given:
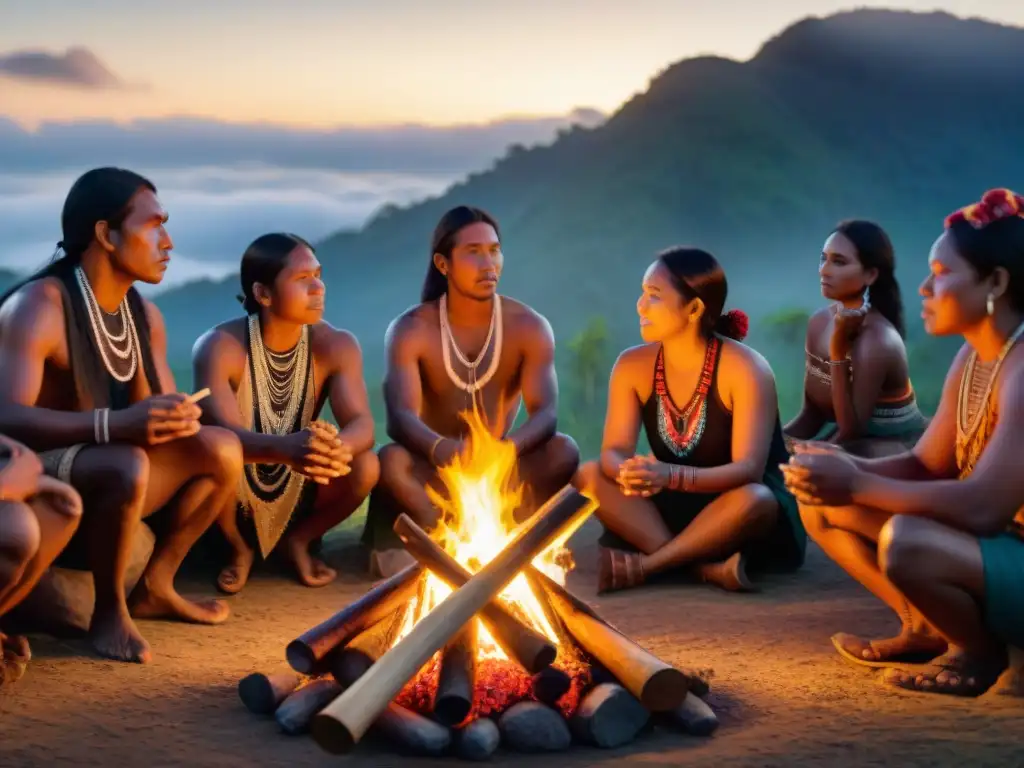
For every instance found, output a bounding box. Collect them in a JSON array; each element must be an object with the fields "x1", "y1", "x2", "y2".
[
  {"x1": 598, "y1": 466, "x2": 806, "y2": 574},
  {"x1": 811, "y1": 398, "x2": 929, "y2": 446},
  {"x1": 979, "y1": 527, "x2": 1024, "y2": 647}
]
